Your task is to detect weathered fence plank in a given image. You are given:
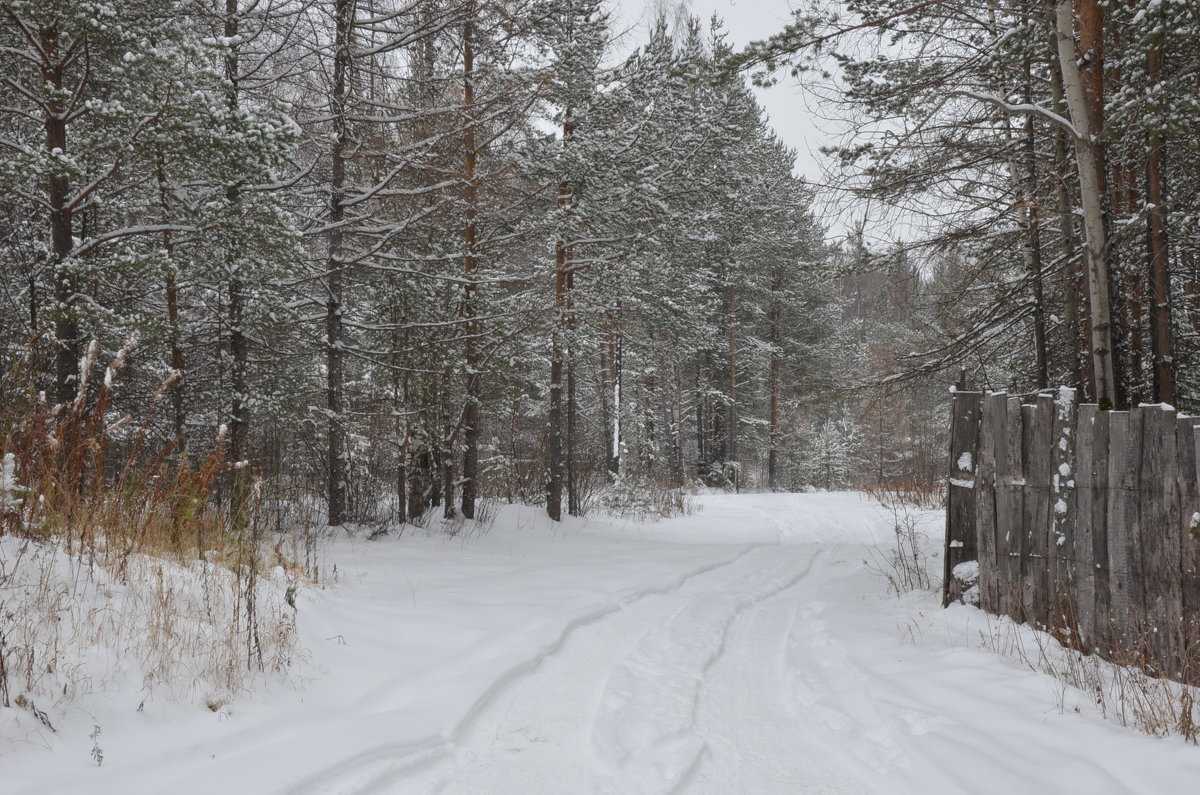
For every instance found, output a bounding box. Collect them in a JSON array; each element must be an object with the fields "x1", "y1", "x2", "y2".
[
  {"x1": 1000, "y1": 396, "x2": 1024, "y2": 620},
  {"x1": 1139, "y1": 405, "x2": 1181, "y2": 674},
  {"x1": 975, "y1": 393, "x2": 1003, "y2": 613},
  {"x1": 956, "y1": 396, "x2": 1200, "y2": 679},
  {"x1": 1048, "y1": 389, "x2": 1077, "y2": 636},
  {"x1": 1075, "y1": 405, "x2": 1110, "y2": 653},
  {"x1": 1022, "y1": 397, "x2": 1053, "y2": 626},
  {"x1": 944, "y1": 391, "x2": 982, "y2": 606},
  {"x1": 1185, "y1": 424, "x2": 1200, "y2": 680},
  {"x1": 1107, "y1": 410, "x2": 1144, "y2": 653}
]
